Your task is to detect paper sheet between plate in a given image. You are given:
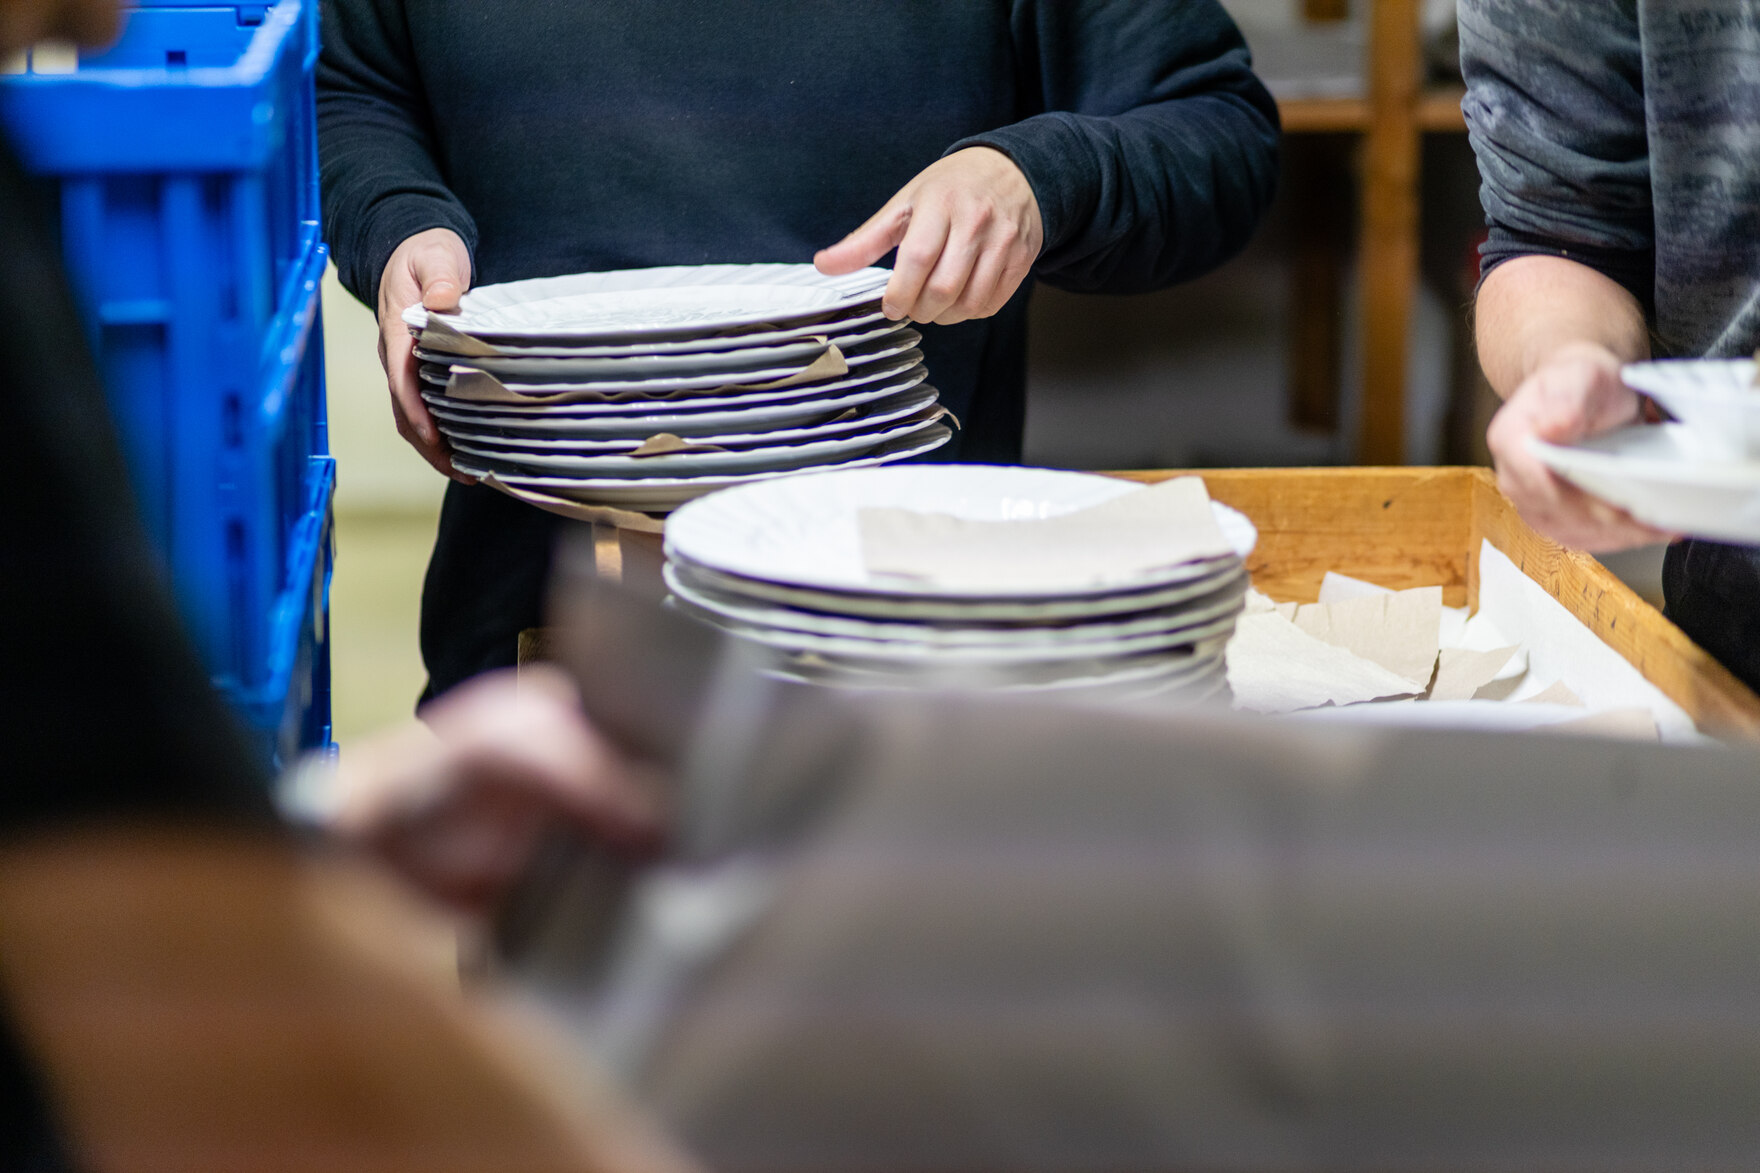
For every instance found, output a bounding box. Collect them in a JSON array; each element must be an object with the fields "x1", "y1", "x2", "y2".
[
  {"x1": 856, "y1": 477, "x2": 1235, "y2": 592},
  {"x1": 441, "y1": 346, "x2": 850, "y2": 406}
]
